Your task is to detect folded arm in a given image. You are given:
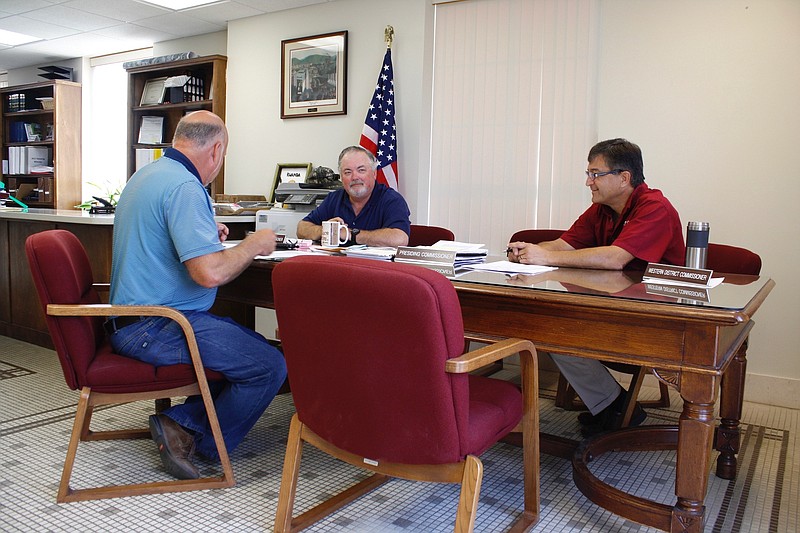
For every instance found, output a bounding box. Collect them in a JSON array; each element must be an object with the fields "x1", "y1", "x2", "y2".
[{"x1": 507, "y1": 238, "x2": 634, "y2": 270}]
